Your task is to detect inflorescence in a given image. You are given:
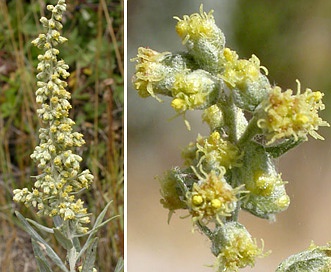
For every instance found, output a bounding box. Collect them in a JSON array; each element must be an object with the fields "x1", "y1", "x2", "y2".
[
  {"x1": 132, "y1": 5, "x2": 329, "y2": 272},
  {"x1": 13, "y1": 0, "x2": 94, "y2": 234}
]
